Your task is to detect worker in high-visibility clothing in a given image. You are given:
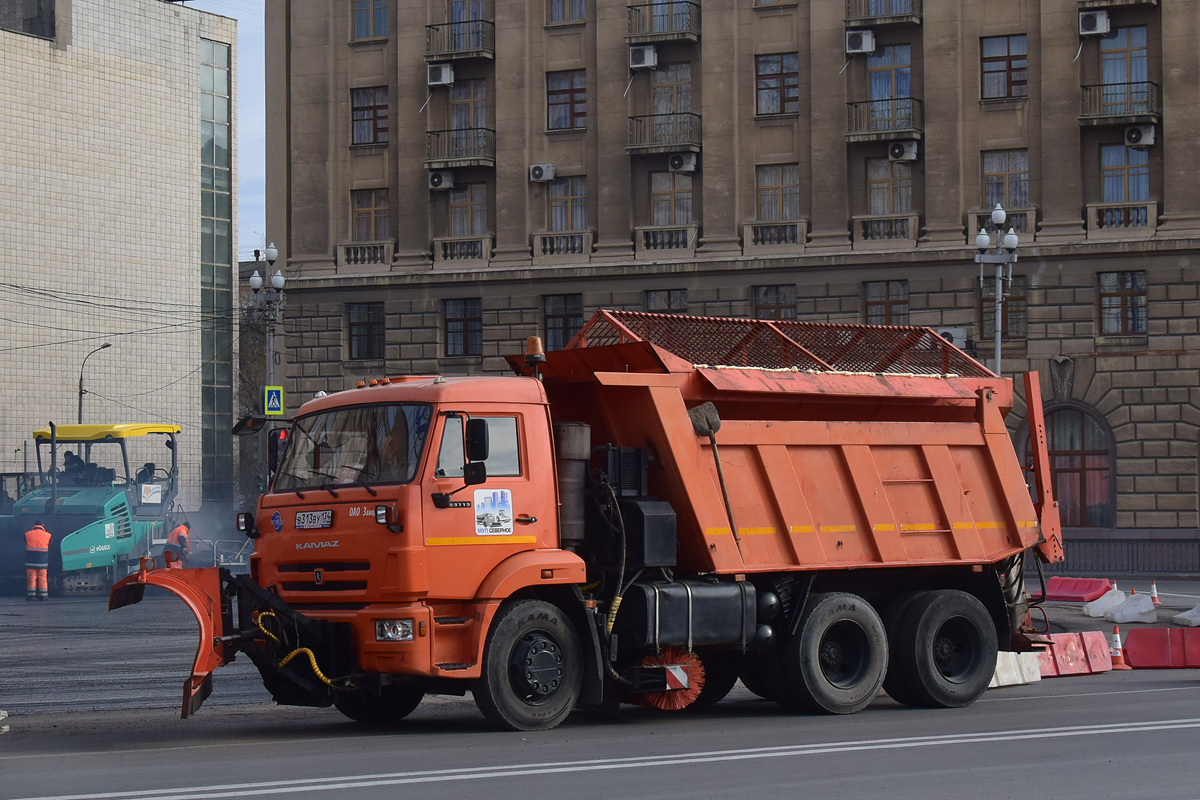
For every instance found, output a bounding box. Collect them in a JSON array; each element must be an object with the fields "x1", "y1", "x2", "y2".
[
  {"x1": 24, "y1": 521, "x2": 51, "y2": 601},
  {"x1": 164, "y1": 522, "x2": 191, "y2": 570}
]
